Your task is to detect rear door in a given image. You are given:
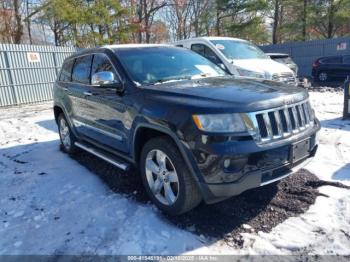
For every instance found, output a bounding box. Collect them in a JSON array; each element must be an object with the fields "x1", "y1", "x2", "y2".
[
  {"x1": 69, "y1": 54, "x2": 95, "y2": 136},
  {"x1": 81, "y1": 52, "x2": 129, "y2": 153},
  {"x1": 56, "y1": 58, "x2": 74, "y2": 118}
]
